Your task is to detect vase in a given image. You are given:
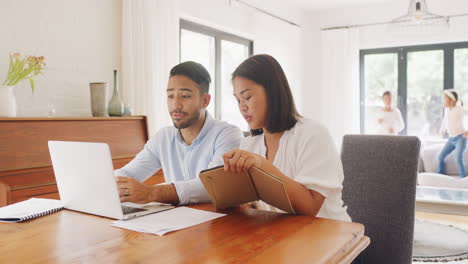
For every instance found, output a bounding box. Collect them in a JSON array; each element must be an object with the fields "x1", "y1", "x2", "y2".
[
  {"x1": 108, "y1": 70, "x2": 124, "y2": 116},
  {"x1": 90, "y1": 82, "x2": 108, "y2": 117},
  {"x1": 123, "y1": 103, "x2": 133, "y2": 116},
  {"x1": 0, "y1": 85, "x2": 17, "y2": 117}
]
